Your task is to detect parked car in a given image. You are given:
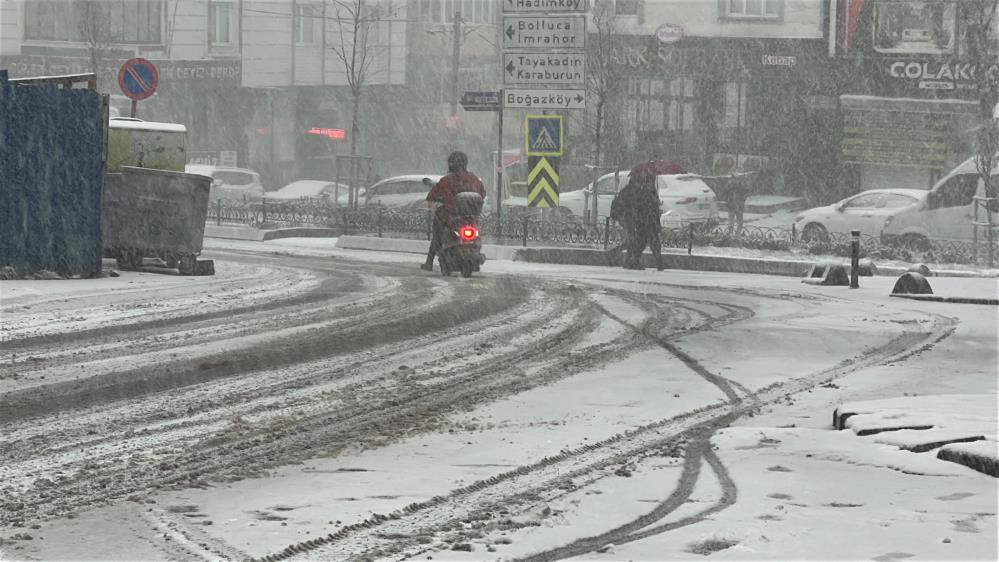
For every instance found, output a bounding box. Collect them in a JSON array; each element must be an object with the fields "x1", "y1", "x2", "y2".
[
  {"x1": 883, "y1": 156, "x2": 998, "y2": 247},
  {"x1": 265, "y1": 180, "x2": 353, "y2": 205},
  {"x1": 657, "y1": 174, "x2": 720, "y2": 228},
  {"x1": 185, "y1": 165, "x2": 264, "y2": 203},
  {"x1": 793, "y1": 189, "x2": 929, "y2": 242},
  {"x1": 558, "y1": 170, "x2": 630, "y2": 218},
  {"x1": 365, "y1": 174, "x2": 443, "y2": 208}
]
